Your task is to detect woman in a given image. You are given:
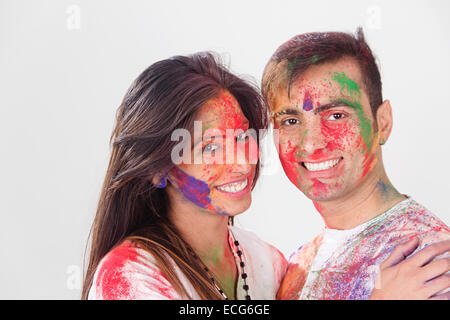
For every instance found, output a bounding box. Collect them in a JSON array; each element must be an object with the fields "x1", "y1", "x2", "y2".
[
  {"x1": 82, "y1": 52, "x2": 449, "y2": 300},
  {"x1": 82, "y1": 52, "x2": 284, "y2": 300}
]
